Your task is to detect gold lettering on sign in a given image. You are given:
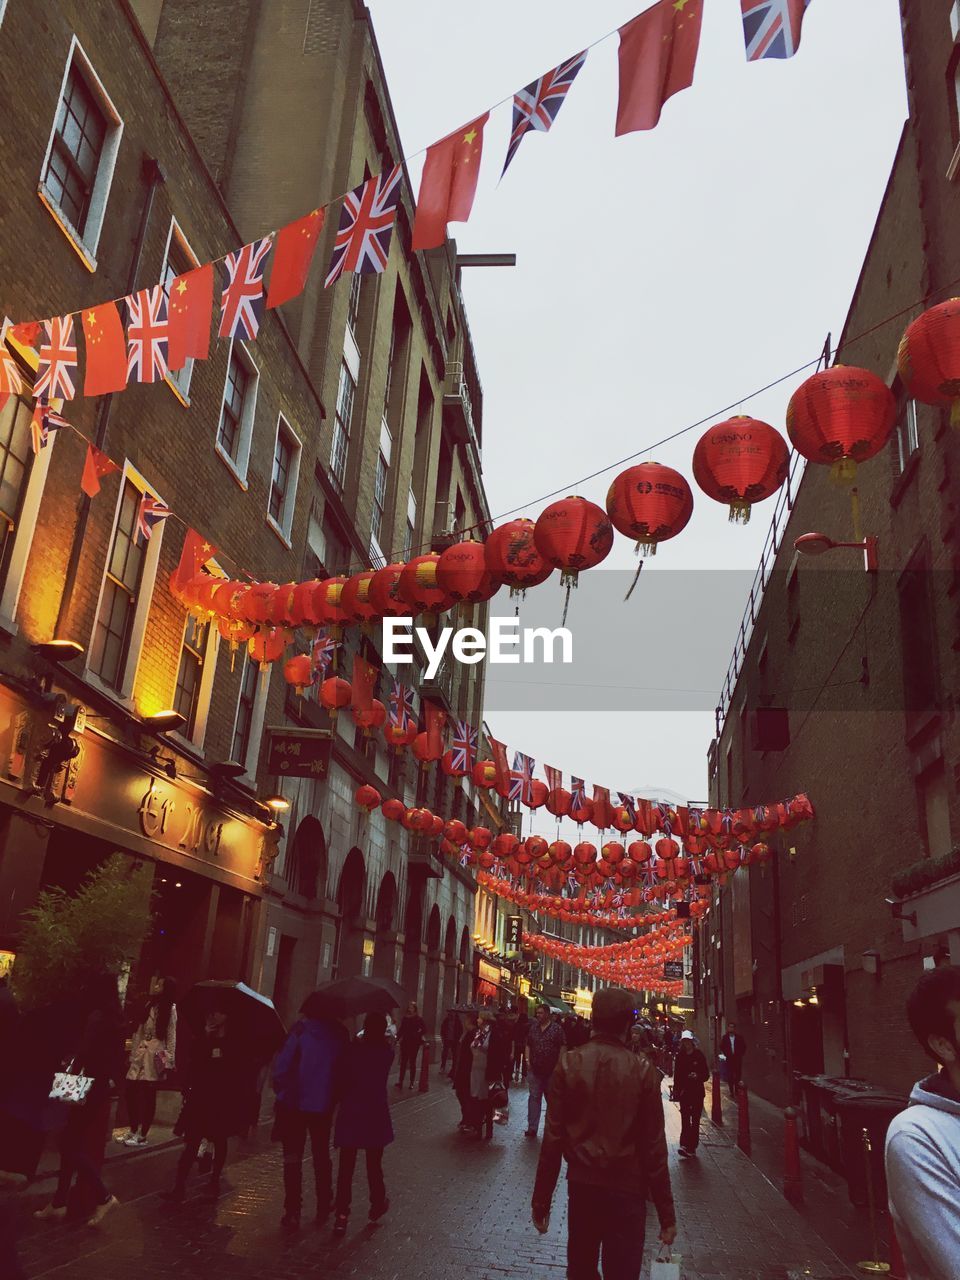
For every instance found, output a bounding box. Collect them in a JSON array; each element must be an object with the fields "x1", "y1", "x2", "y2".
[{"x1": 138, "y1": 781, "x2": 226, "y2": 860}]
